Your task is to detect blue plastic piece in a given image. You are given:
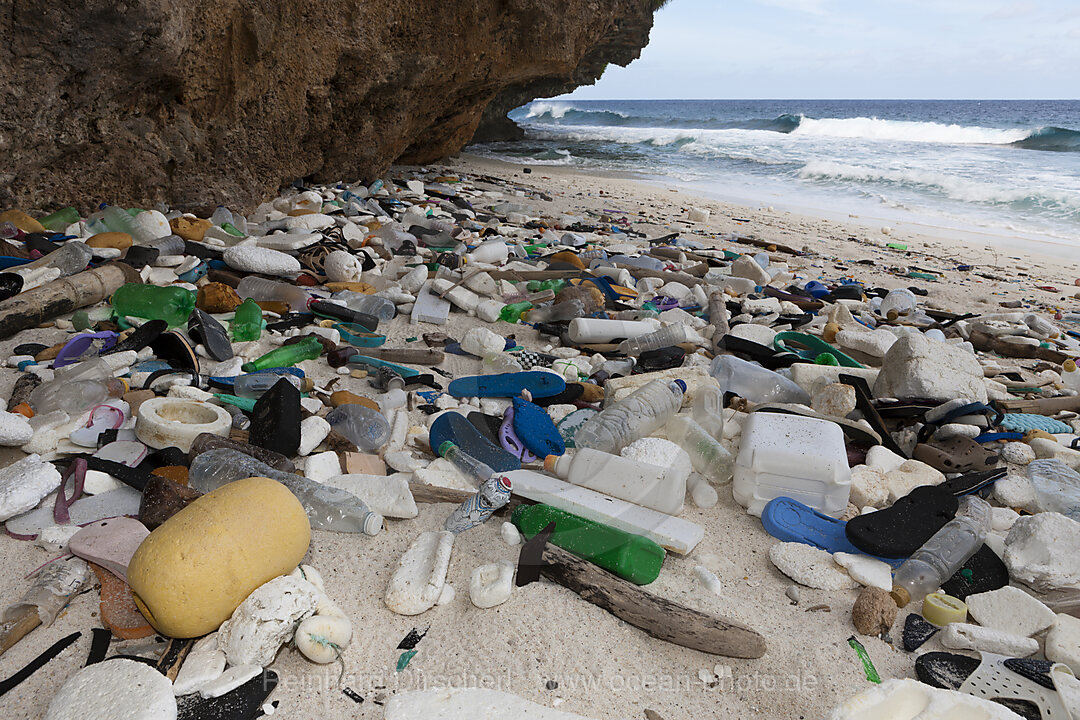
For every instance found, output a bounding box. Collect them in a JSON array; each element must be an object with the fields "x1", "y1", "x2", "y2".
[
  {"x1": 1000, "y1": 413, "x2": 1072, "y2": 434},
  {"x1": 347, "y1": 355, "x2": 419, "y2": 378},
  {"x1": 210, "y1": 366, "x2": 305, "y2": 388},
  {"x1": 16, "y1": 360, "x2": 37, "y2": 371},
  {"x1": 803, "y1": 280, "x2": 830, "y2": 299},
  {"x1": 178, "y1": 261, "x2": 208, "y2": 283},
  {"x1": 761, "y1": 497, "x2": 904, "y2": 567},
  {"x1": 511, "y1": 398, "x2": 565, "y2": 457},
  {"x1": 448, "y1": 371, "x2": 566, "y2": 399},
  {"x1": 428, "y1": 411, "x2": 520, "y2": 473},
  {"x1": 334, "y1": 323, "x2": 386, "y2": 348},
  {"x1": 974, "y1": 432, "x2": 1024, "y2": 443},
  {"x1": 0, "y1": 257, "x2": 32, "y2": 270}
]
